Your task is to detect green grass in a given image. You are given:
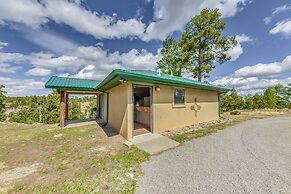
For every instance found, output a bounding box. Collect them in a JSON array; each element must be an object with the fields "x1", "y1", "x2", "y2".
[
  {"x1": 171, "y1": 122, "x2": 235, "y2": 143},
  {"x1": 20, "y1": 146, "x2": 150, "y2": 194},
  {"x1": 10, "y1": 184, "x2": 26, "y2": 192},
  {"x1": 172, "y1": 128, "x2": 216, "y2": 143},
  {"x1": 0, "y1": 123, "x2": 96, "y2": 143},
  {"x1": 170, "y1": 111, "x2": 290, "y2": 143},
  {"x1": 3, "y1": 122, "x2": 151, "y2": 193},
  {"x1": 52, "y1": 146, "x2": 72, "y2": 157}
]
